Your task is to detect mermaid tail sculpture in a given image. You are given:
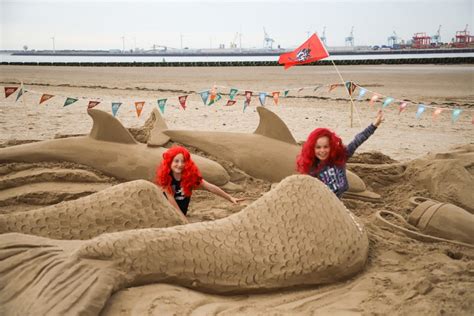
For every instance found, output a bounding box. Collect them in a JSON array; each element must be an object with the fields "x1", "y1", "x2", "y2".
[{"x1": 0, "y1": 175, "x2": 369, "y2": 315}]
